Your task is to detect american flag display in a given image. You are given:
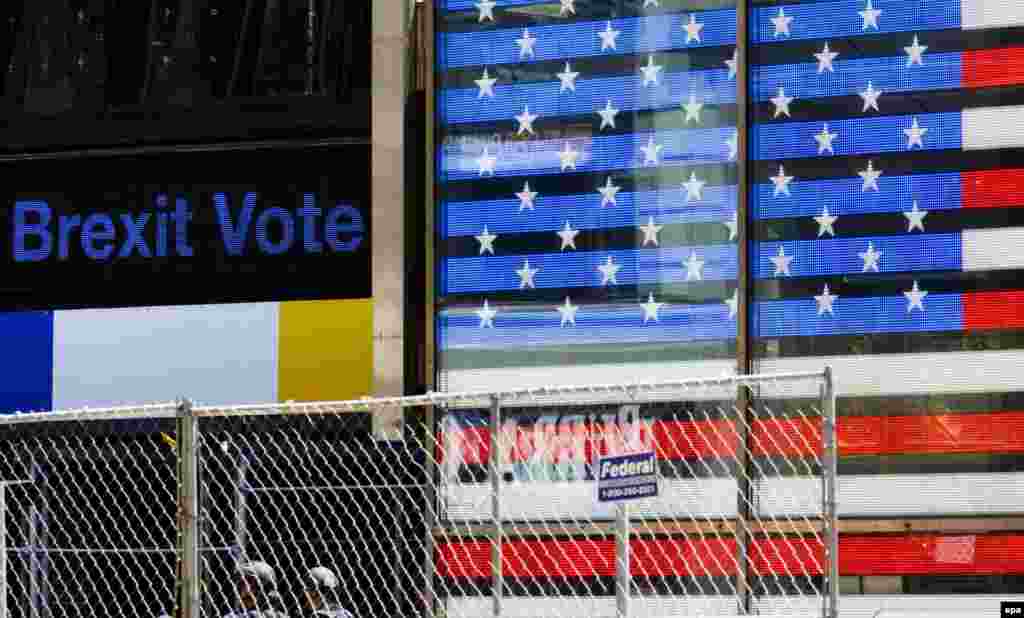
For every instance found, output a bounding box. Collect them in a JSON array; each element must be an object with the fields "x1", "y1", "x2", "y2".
[
  {"x1": 749, "y1": 0, "x2": 1024, "y2": 430},
  {"x1": 436, "y1": 0, "x2": 741, "y2": 391},
  {"x1": 751, "y1": 0, "x2": 1024, "y2": 355},
  {"x1": 436, "y1": 0, "x2": 1024, "y2": 512},
  {"x1": 432, "y1": 1, "x2": 1024, "y2": 608}
]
